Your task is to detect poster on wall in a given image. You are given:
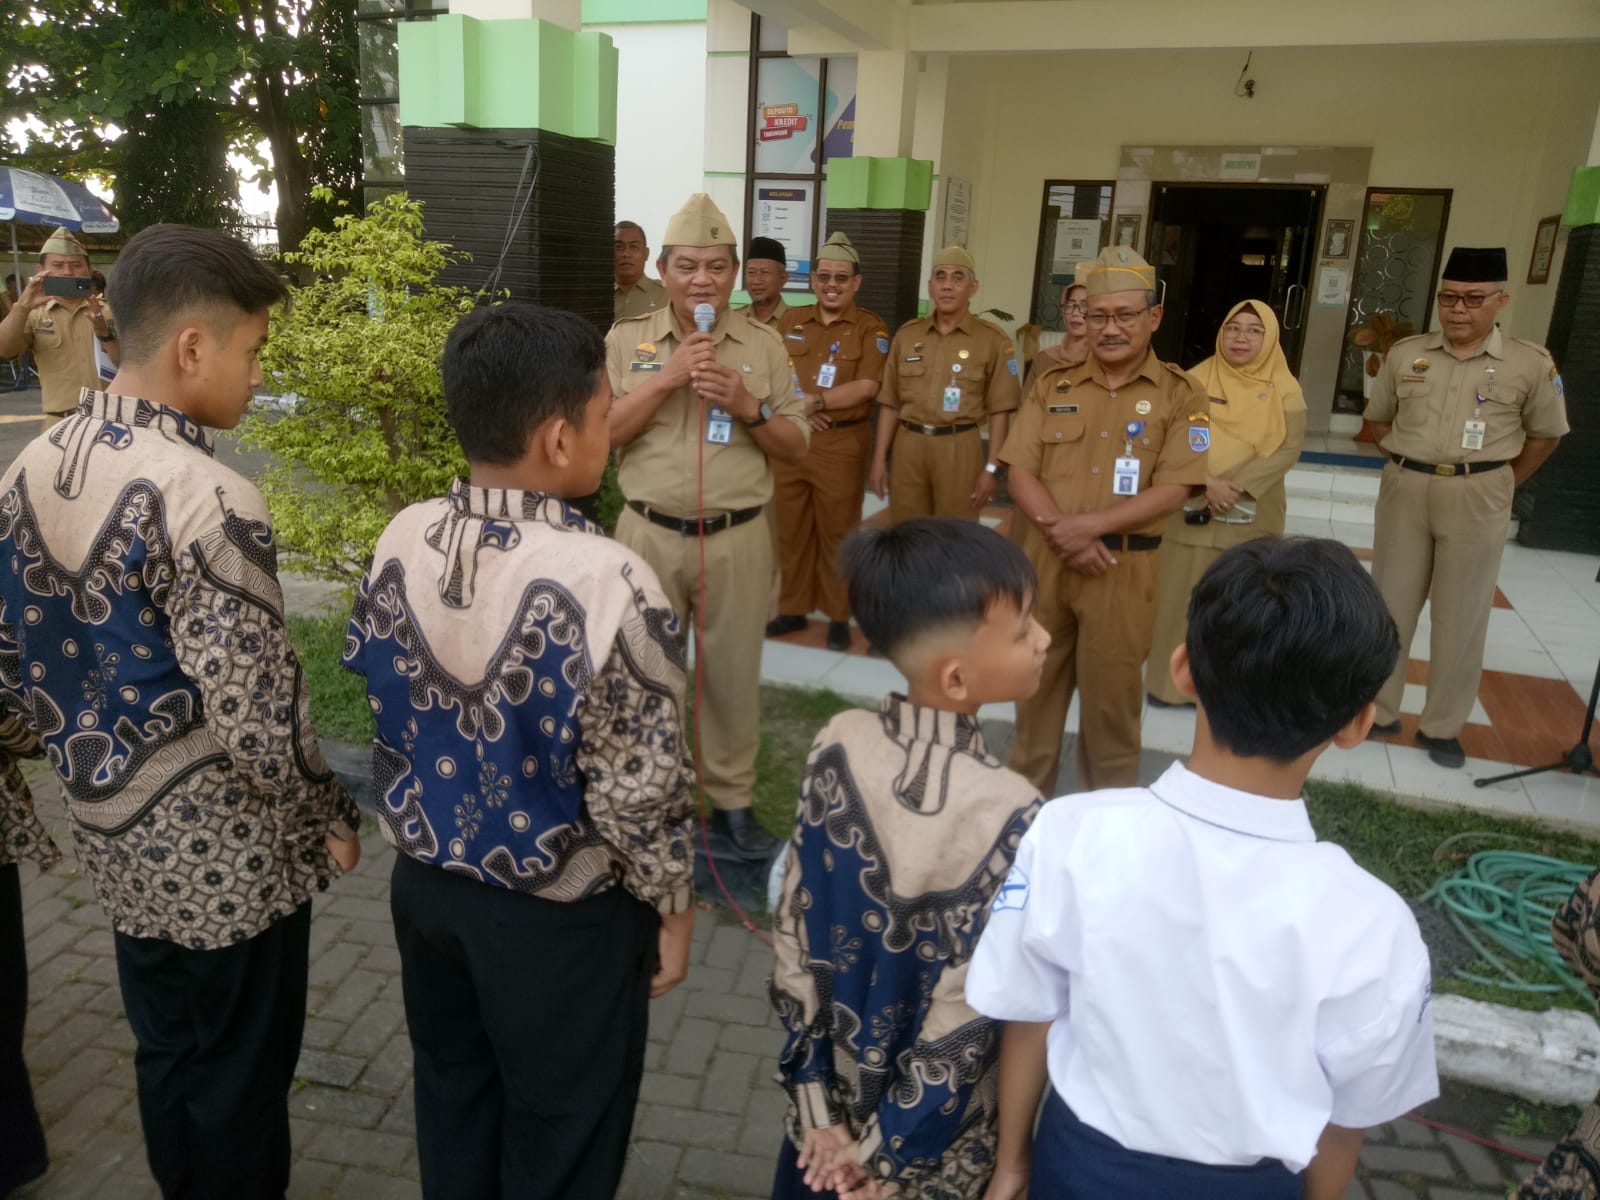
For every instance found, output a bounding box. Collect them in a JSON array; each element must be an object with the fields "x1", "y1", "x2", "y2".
[
  {"x1": 1052, "y1": 217, "x2": 1100, "y2": 276},
  {"x1": 755, "y1": 58, "x2": 822, "y2": 174},
  {"x1": 1316, "y1": 265, "x2": 1351, "y2": 307},
  {"x1": 754, "y1": 182, "x2": 815, "y2": 288},
  {"x1": 942, "y1": 178, "x2": 972, "y2": 249},
  {"x1": 821, "y1": 58, "x2": 856, "y2": 163}
]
